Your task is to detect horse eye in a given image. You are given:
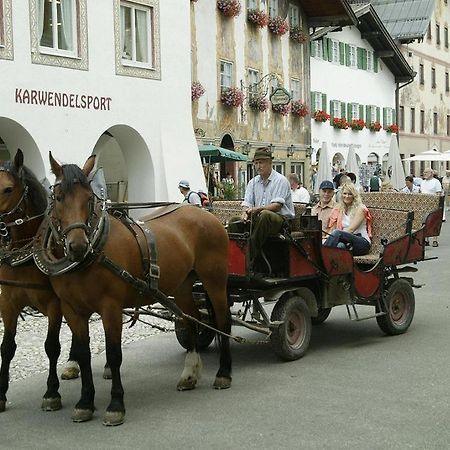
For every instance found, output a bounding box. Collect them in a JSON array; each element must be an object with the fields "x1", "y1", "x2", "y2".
[
  {"x1": 55, "y1": 194, "x2": 63, "y2": 202},
  {"x1": 3, "y1": 187, "x2": 13, "y2": 194}
]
